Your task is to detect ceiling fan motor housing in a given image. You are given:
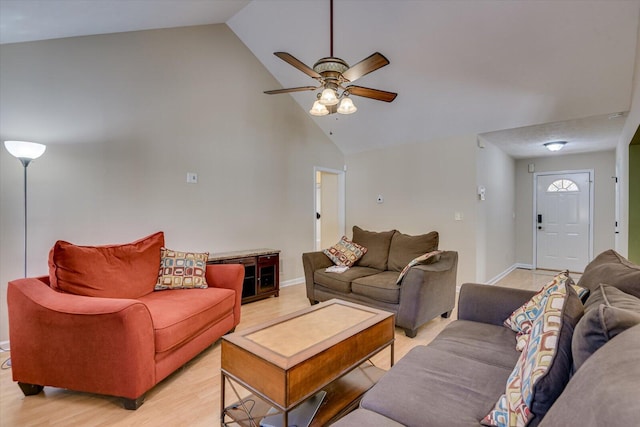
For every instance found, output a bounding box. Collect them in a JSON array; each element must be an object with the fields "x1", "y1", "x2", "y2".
[{"x1": 313, "y1": 57, "x2": 350, "y2": 86}]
